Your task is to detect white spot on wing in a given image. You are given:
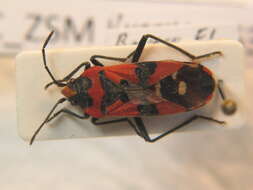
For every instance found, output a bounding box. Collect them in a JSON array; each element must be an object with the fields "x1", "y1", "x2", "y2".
[
  {"x1": 172, "y1": 71, "x2": 178, "y2": 80},
  {"x1": 178, "y1": 81, "x2": 187, "y2": 95}
]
